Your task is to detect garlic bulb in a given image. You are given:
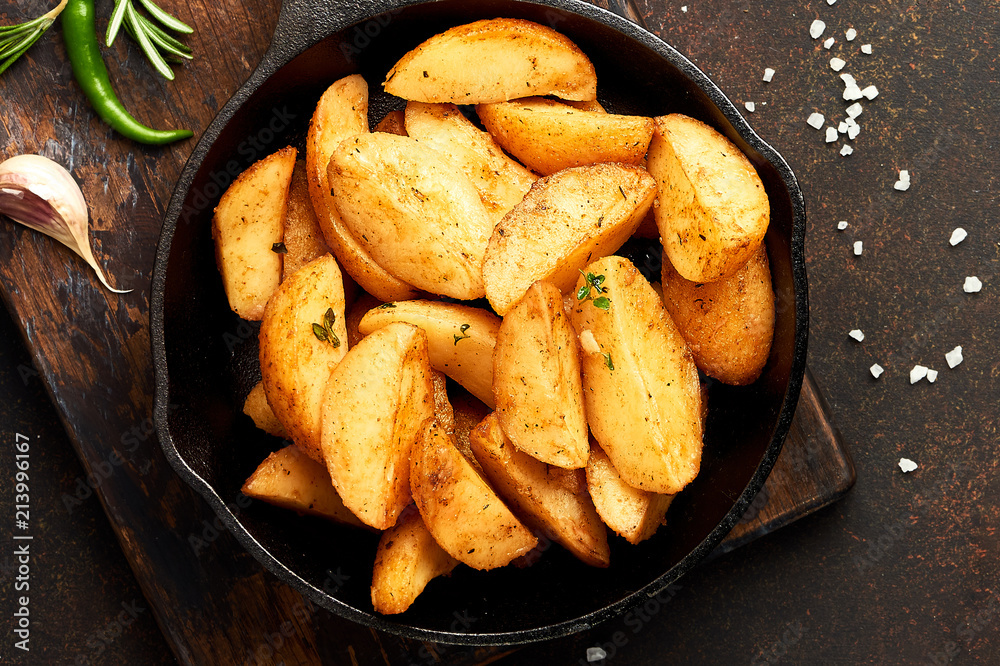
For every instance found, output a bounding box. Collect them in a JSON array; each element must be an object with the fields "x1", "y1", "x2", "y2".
[{"x1": 0, "y1": 154, "x2": 129, "y2": 293}]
